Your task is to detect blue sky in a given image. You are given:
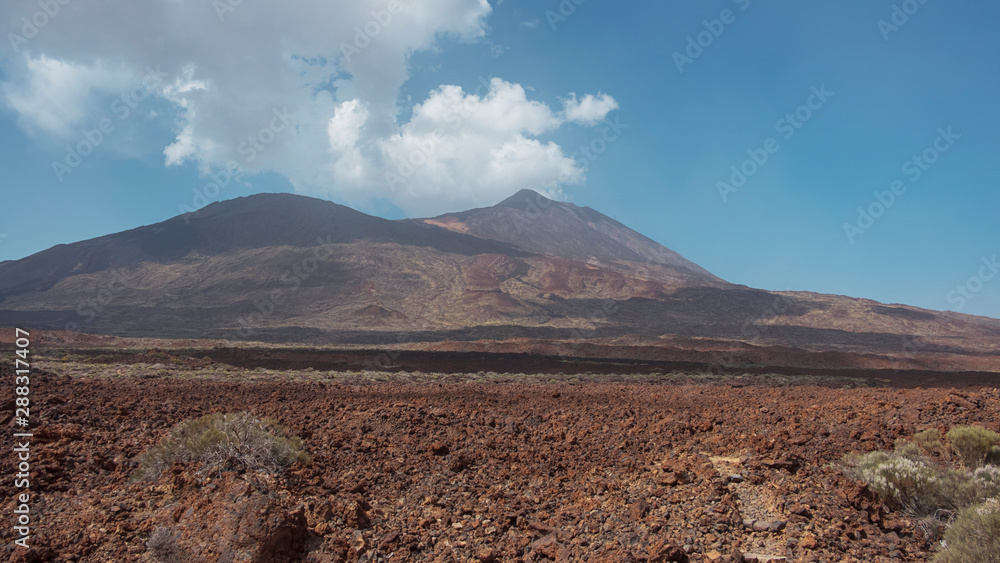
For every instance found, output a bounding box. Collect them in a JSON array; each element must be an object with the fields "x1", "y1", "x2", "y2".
[{"x1": 1, "y1": 0, "x2": 998, "y2": 319}]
